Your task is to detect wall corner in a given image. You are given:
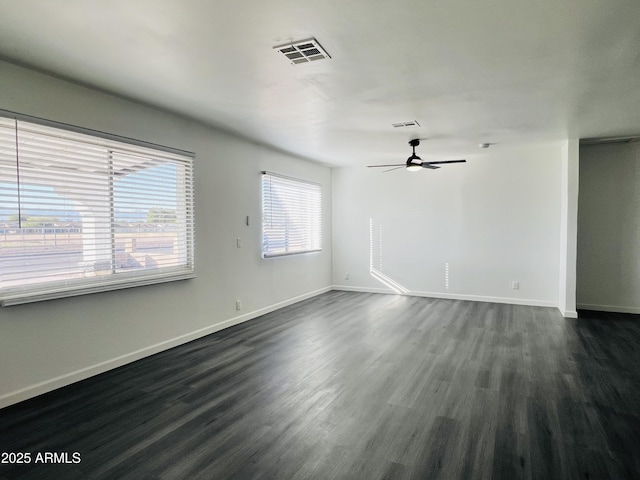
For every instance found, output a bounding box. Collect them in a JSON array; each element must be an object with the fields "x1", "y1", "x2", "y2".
[{"x1": 559, "y1": 139, "x2": 579, "y2": 318}]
